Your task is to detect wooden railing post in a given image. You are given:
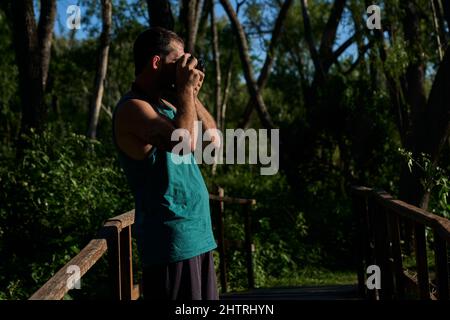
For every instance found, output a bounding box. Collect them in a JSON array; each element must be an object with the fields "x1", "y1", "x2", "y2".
[
  {"x1": 387, "y1": 212, "x2": 405, "y2": 299},
  {"x1": 352, "y1": 189, "x2": 369, "y2": 298},
  {"x1": 216, "y1": 187, "x2": 228, "y2": 293},
  {"x1": 104, "y1": 221, "x2": 121, "y2": 300},
  {"x1": 414, "y1": 223, "x2": 430, "y2": 299},
  {"x1": 433, "y1": 230, "x2": 449, "y2": 300},
  {"x1": 373, "y1": 198, "x2": 394, "y2": 299},
  {"x1": 244, "y1": 202, "x2": 254, "y2": 289},
  {"x1": 120, "y1": 225, "x2": 133, "y2": 300},
  {"x1": 366, "y1": 196, "x2": 379, "y2": 300}
]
